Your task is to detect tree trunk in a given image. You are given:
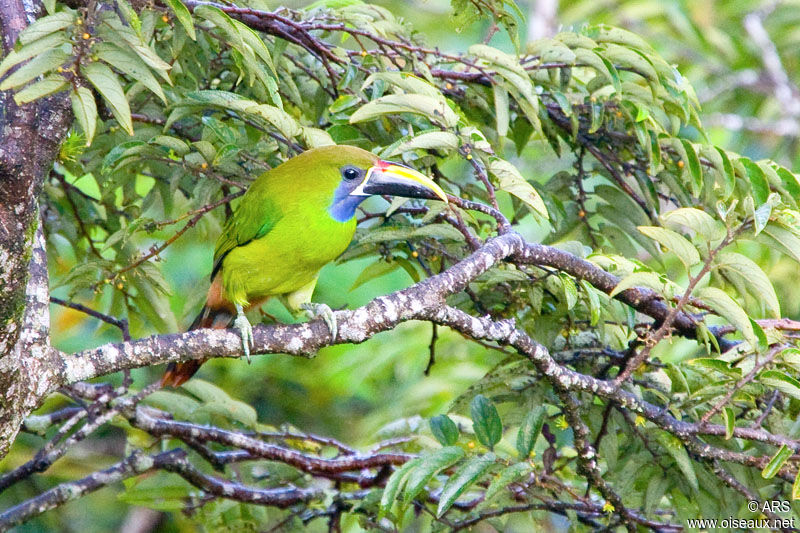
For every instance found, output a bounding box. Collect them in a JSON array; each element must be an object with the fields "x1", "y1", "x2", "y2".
[{"x1": 0, "y1": 0, "x2": 73, "y2": 458}]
